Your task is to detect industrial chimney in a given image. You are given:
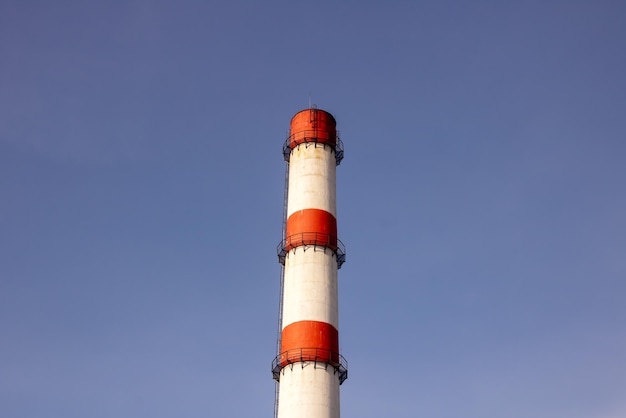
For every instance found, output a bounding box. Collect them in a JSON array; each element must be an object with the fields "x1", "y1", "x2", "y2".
[{"x1": 272, "y1": 108, "x2": 348, "y2": 418}]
